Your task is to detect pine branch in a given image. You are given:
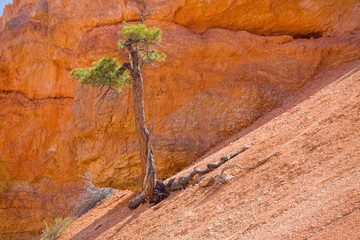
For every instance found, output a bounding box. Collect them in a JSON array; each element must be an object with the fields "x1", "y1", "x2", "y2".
[
  {"x1": 148, "y1": 42, "x2": 168, "y2": 52},
  {"x1": 138, "y1": 48, "x2": 155, "y2": 53},
  {"x1": 142, "y1": 60, "x2": 159, "y2": 68},
  {"x1": 97, "y1": 87, "x2": 112, "y2": 103}
]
